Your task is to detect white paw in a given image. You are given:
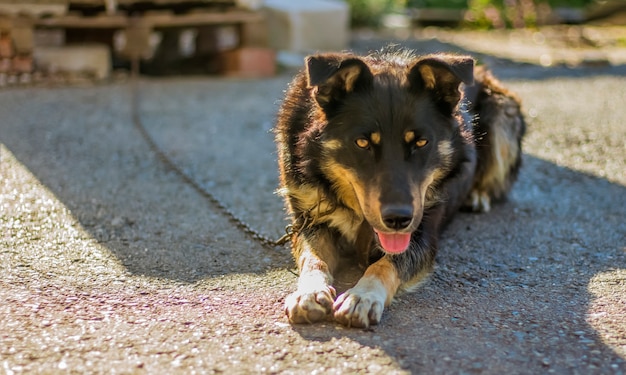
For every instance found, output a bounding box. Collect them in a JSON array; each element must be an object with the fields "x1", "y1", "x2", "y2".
[
  {"x1": 285, "y1": 284, "x2": 336, "y2": 324},
  {"x1": 333, "y1": 279, "x2": 387, "y2": 328},
  {"x1": 466, "y1": 189, "x2": 491, "y2": 212}
]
